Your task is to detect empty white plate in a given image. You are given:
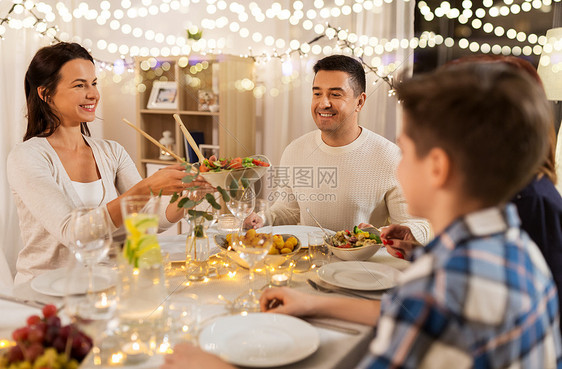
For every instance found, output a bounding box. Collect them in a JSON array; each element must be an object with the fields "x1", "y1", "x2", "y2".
[
  {"x1": 317, "y1": 261, "x2": 403, "y2": 291},
  {"x1": 31, "y1": 267, "x2": 114, "y2": 297},
  {"x1": 199, "y1": 313, "x2": 319, "y2": 367}
]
